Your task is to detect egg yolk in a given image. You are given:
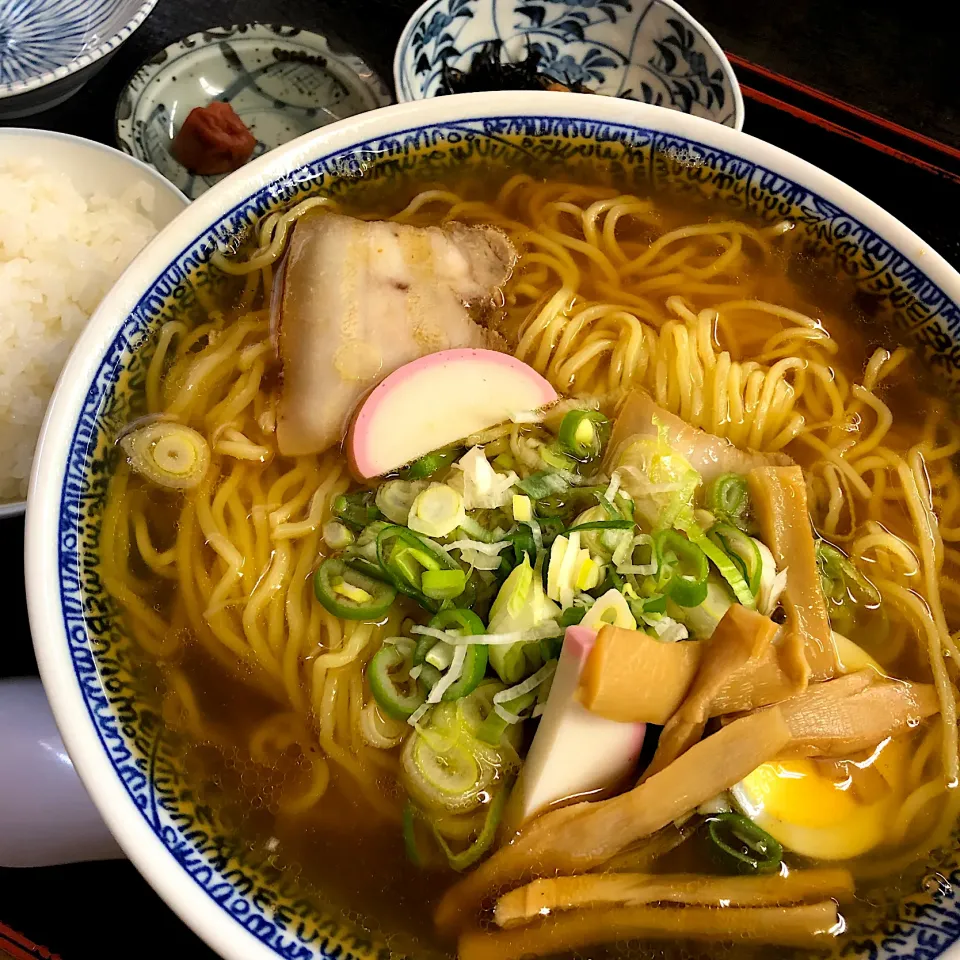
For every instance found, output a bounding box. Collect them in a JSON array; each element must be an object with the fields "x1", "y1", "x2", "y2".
[{"x1": 733, "y1": 738, "x2": 908, "y2": 861}]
